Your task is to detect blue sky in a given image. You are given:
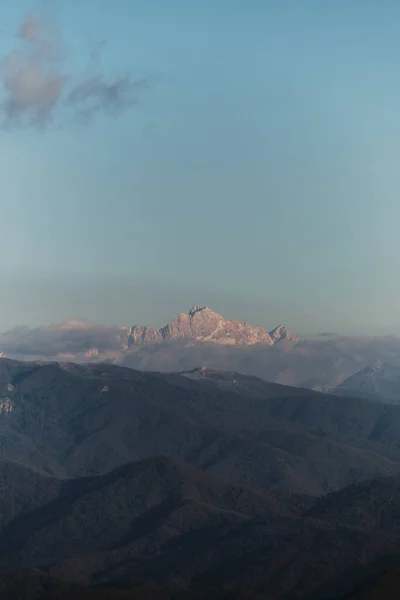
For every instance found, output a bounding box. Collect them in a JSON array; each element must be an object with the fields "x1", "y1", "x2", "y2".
[{"x1": 0, "y1": 0, "x2": 400, "y2": 334}]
